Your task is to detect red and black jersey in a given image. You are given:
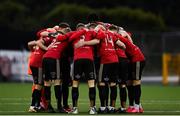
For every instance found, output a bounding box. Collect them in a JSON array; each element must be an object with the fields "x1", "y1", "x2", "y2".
[
  {"x1": 43, "y1": 32, "x2": 74, "y2": 59},
  {"x1": 115, "y1": 44, "x2": 127, "y2": 58},
  {"x1": 69, "y1": 29, "x2": 97, "y2": 61},
  {"x1": 43, "y1": 39, "x2": 68, "y2": 59},
  {"x1": 96, "y1": 30, "x2": 118, "y2": 64},
  {"x1": 115, "y1": 34, "x2": 145, "y2": 62}
]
